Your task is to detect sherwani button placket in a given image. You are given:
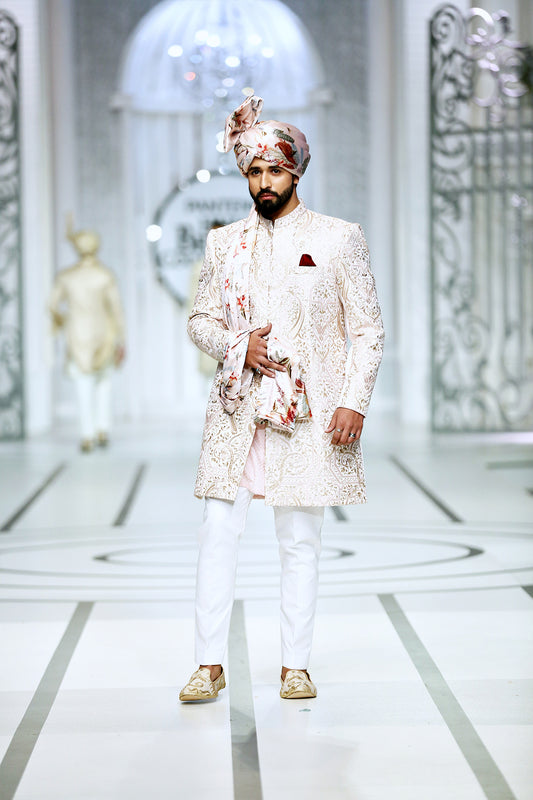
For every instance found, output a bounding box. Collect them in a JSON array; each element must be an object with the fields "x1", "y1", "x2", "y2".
[{"x1": 260, "y1": 209, "x2": 325, "y2": 671}]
